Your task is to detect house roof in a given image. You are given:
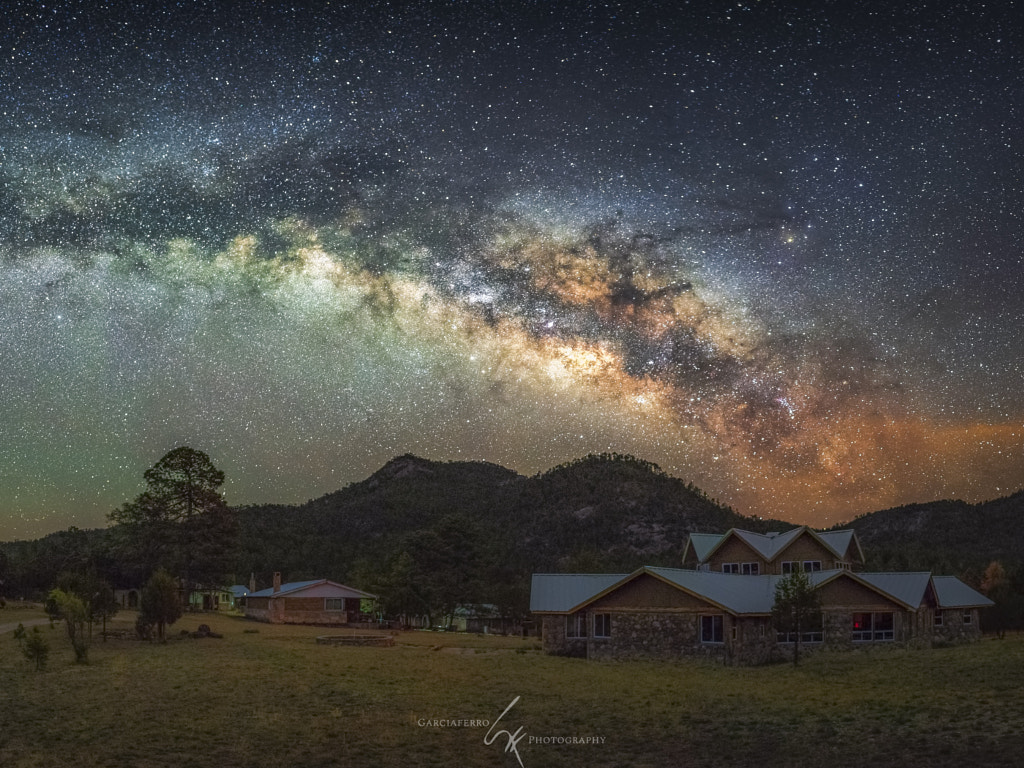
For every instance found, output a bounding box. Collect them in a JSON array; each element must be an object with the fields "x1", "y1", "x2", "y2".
[
  {"x1": 229, "y1": 585, "x2": 249, "y2": 598},
  {"x1": 530, "y1": 573, "x2": 629, "y2": 613},
  {"x1": 857, "y1": 572, "x2": 933, "y2": 610},
  {"x1": 932, "y1": 576, "x2": 995, "y2": 608},
  {"x1": 690, "y1": 526, "x2": 861, "y2": 564},
  {"x1": 734, "y1": 527, "x2": 806, "y2": 559},
  {"x1": 247, "y1": 579, "x2": 377, "y2": 600},
  {"x1": 646, "y1": 567, "x2": 779, "y2": 614},
  {"x1": 685, "y1": 533, "x2": 724, "y2": 563},
  {"x1": 816, "y1": 529, "x2": 864, "y2": 562},
  {"x1": 531, "y1": 568, "x2": 987, "y2": 616}
]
